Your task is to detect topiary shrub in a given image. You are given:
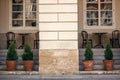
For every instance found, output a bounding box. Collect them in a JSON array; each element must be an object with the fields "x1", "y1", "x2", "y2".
[
  {"x1": 22, "y1": 44, "x2": 33, "y2": 60},
  {"x1": 6, "y1": 42, "x2": 18, "y2": 60},
  {"x1": 84, "y1": 41, "x2": 93, "y2": 60},
  {"x1": 104, "y1": 41, "x2": 113, "y2": 60}
]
